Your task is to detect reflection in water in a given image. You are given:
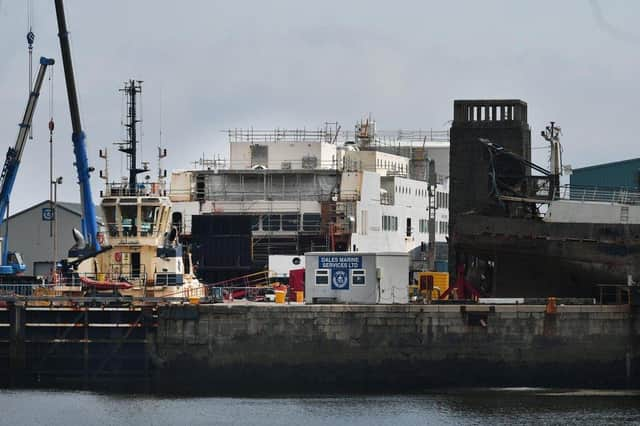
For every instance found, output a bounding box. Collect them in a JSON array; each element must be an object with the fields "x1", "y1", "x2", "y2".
[{"x1": 0, "y1": 388, "x2": 638, "y2": 426}]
